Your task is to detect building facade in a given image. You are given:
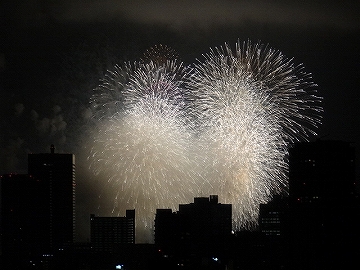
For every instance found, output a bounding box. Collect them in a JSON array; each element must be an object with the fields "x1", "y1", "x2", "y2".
[
  {"x1": 289, "y1": 140, "x2": 356, "y2": 203},
  {"x1": 90, "y1": 210, "x2": 135, "y2": 253},
  {"x1": 155, "y1": 195, "x2": 232, "y2": 268},
  {"x1": 28, "y1": 145, "x2": 76, "y2": 251},
  {"x1": 287, "y1": 140, "x2": 359, "y2": 269},
  {"x1": 0, "y1": 173, "x2": 49, "y2": 267}
]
